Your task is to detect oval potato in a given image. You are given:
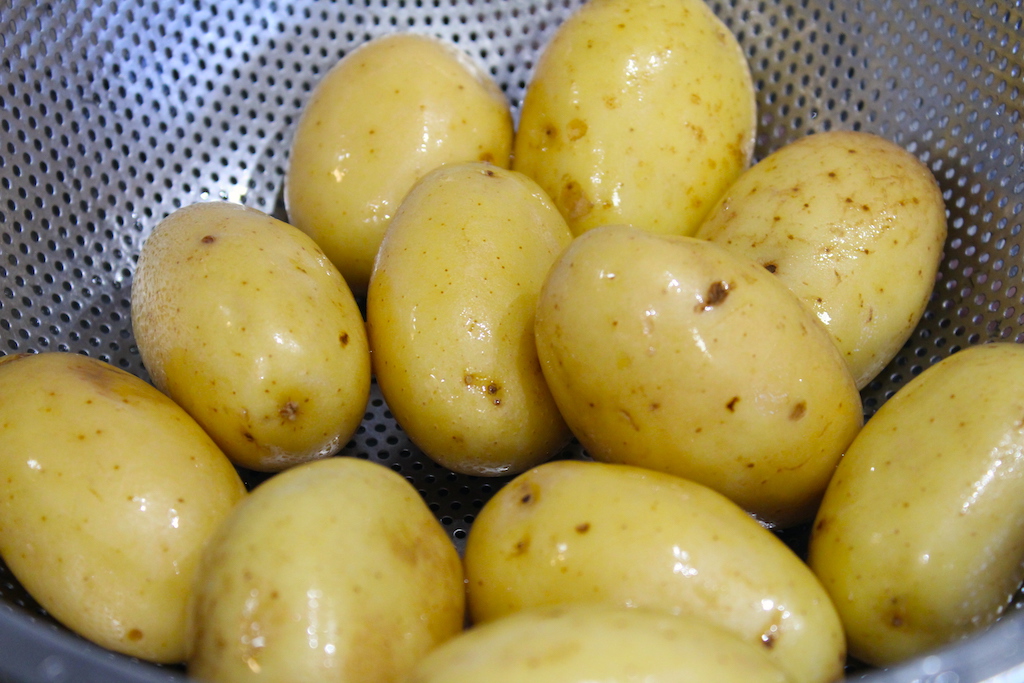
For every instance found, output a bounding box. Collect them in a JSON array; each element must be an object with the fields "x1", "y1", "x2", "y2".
[
  {"x1": 131, "y1": 201, "x2": 371, "y2": 472},
  {"x1": 534, "y1": 224, "x2": 863, "y2": 527},
  {"x1": 286, "y1": 32, "x2": 514, "y2": 295},
  {"x1": 464, "y1": 460, "x2": 845, "y2": 683},
  {"x1": 808, "y1": 342, "x2": 1024, "y2": 666},
  {"x1": 696, "y1": 130, "x2": 947, "y2": 388},
  {"x1": 409, "y1": 603, "x2": 793, "y2": 683},
  {"x1": 186, "y1": 457, "x2": 465, "y2": 683},
  {"x1": 367, "y1": 162, "x2": 573, "y2": 476},
  {"x1": 512, "y1": 0, "x2": 756, "y2": 237},
  {"x1": 0, "y1": 352, "x2": 246, "y2": 663}
]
